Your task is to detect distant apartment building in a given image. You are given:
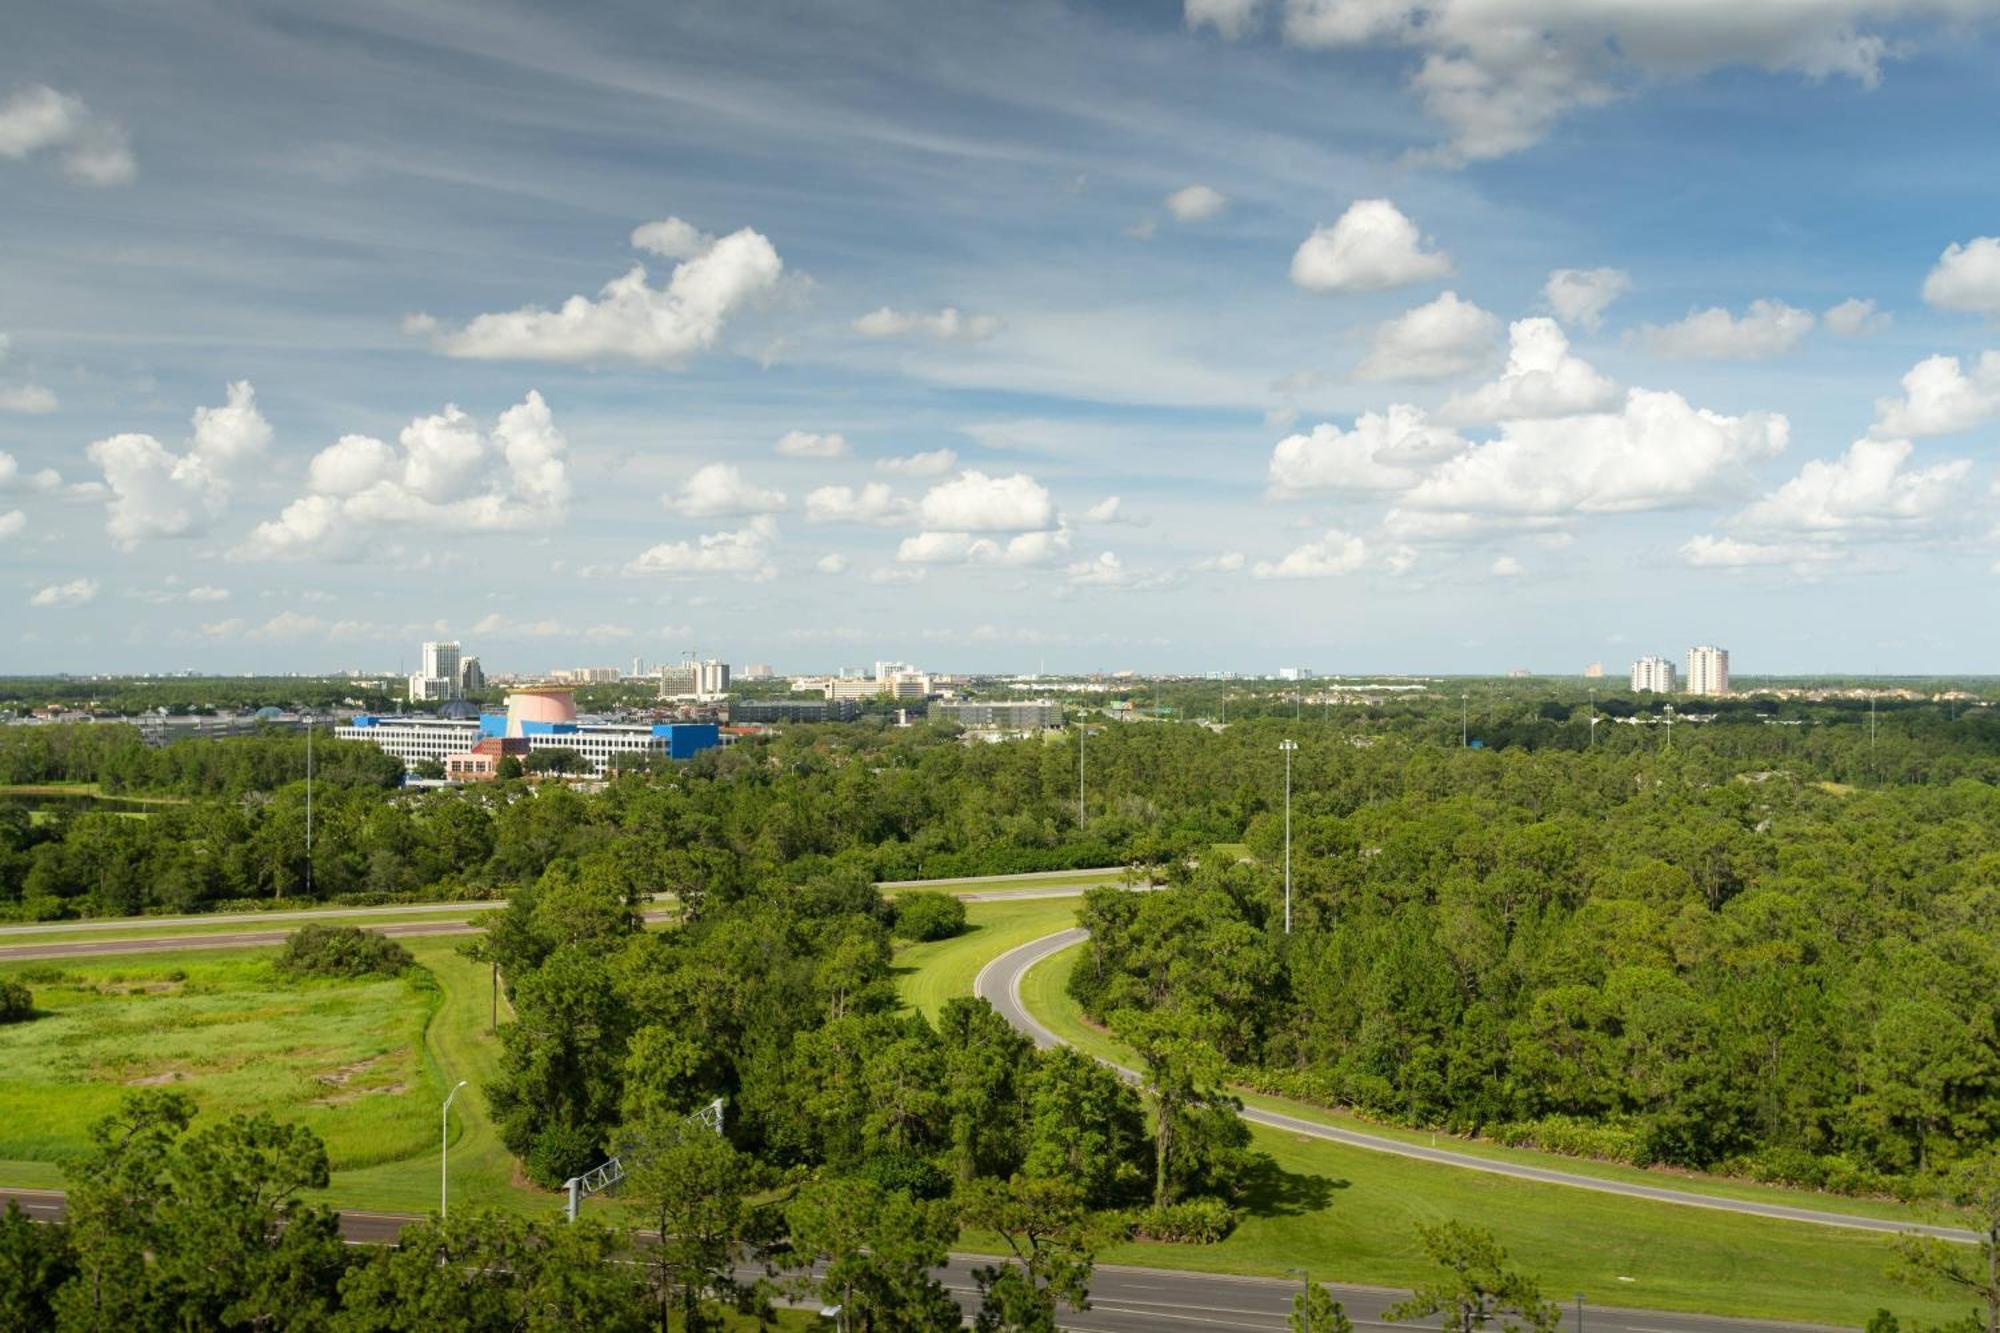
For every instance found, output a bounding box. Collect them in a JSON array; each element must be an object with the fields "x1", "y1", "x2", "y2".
[
  {"x1": 459, "y1": 656, "x2": 486, "y2": 694},
  {"x1": 932, "y1": 700, "x2": 1065, "y2": 730},
  {"x1": 1630, "y1": 656, "x2": 1677, "y2": 693},
  {"x1": 409, "y1": 640, "x2": 463, "y2": 702},
  {"x1": 1583, "y1": 662, "x2": 1604, "y2": 679},
  {"x1": 657, "y1": 659, "x2": 731, "y2": 700},
  {"x1": 731, "y1": 698, "x2": 860, "y2": 724},
  {"x1": 739, "y1": 664, "x2": 774, "y2": 680},
  {"x1": 1275, "y1": 666, "x2": 1312, "y2": 681},
  {"x1": 828, "y1": 670, "x2": 927, "y2": 702},
  {"x1": 1686, "y1": 645, "x2": 1730, "y2": 696}
]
